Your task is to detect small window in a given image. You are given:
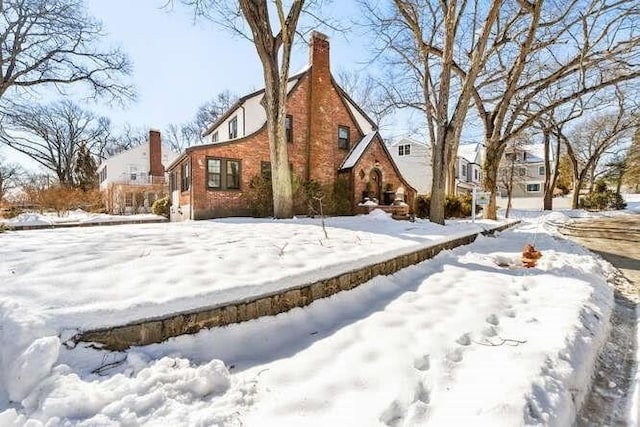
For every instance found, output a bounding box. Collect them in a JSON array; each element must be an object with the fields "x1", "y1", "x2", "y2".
[
  {"x1": 538, "y1": 166, "x2": 545, "y2": 176},
  {"x1": 207, "y1": 158, "x2": 242, "y2": 190},
  {"x1": 461, "y1": 164, "x2": 467, "y2": 178},
  {"x1": 527, "y1": 183, "x2": 541, "y2": 192},
  {"x1": 285, "y1": 115, "x2": 293, "y2": 144},
  {"x1": 129, "y1": 166, "x2": 137, "y2": 181},
  {"x1": 338, "y1": 126, "x2": 349, "y2": 150},
  {"x1": 170, "y1": 172, "x2": 176, "y2": 192},
  {"x1": 207, "y1": 159, "x2": 221, "y2": 189},
  {"x1": 404, "y1": 144, "x2": 410, "y2": 155},
  {"x1": 398, "y1": 145, "x2": 404, "y2": 156},
  {"x1": 261, "y1": 161, "x2": 272, "y2": 181},
  {"x1": 125, "y1": 192, "x2": 134, "y2": 207},
  {"x1": 212, "y1": 131, "x2": 219, "y2": 143},
  {"x1": 474, "y1": 169, "x2": 479, "y2": 180},
  {"x1": 229, "y1": 116, "x2": 238, "y2": 139},
  {"x1": 181, "y1": 162, "x2": 190, "y2": 191},
  {"x1": 226, "y1": 160, "x2": 240, "y2": 189}
]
